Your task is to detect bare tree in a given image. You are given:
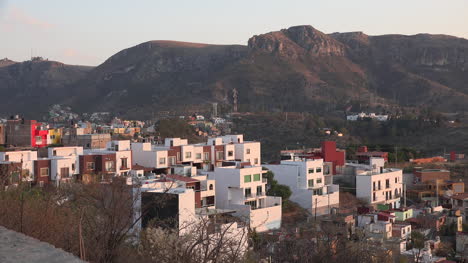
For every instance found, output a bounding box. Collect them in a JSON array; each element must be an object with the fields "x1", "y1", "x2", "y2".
[{"x1": 139, "y1": 213, "x2": 249, "y2": 263}]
